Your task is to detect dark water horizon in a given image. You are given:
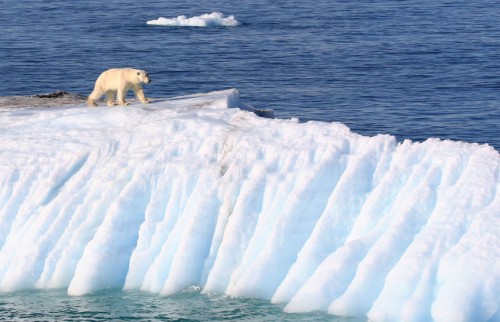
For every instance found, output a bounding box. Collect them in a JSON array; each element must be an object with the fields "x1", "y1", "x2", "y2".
[{"x1": 1, "y1": 0, "x2": 499, "y2": 150}]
